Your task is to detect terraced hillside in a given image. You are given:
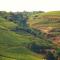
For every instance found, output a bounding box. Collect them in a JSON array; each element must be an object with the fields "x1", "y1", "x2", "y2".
[
  {"x1": 28, "y1": 11, "x2": 60, "y2": 47},
  {"x1": 0, "y1": 16, "x2": 54, "y2": 60},
  {"x1": 0, "y1": 11, "x2": 60, "y2": 60}
]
